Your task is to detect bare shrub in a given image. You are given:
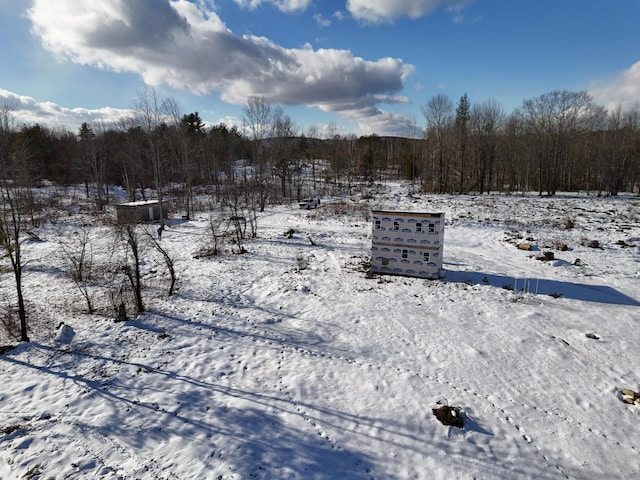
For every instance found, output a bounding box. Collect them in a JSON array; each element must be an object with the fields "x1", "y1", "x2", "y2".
[
  {"x1": 58, "y1": 226, "x2": 97, "y2": 314},
  {"x1": 142, "y1": 225, "x2": 177, "y2": 296},
  {"x1": 313, "y1": 200, "x2": 371, "y2": 221},
  {"x1": 199, "y1": 215, "x2": 226, "y2": 257}
]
